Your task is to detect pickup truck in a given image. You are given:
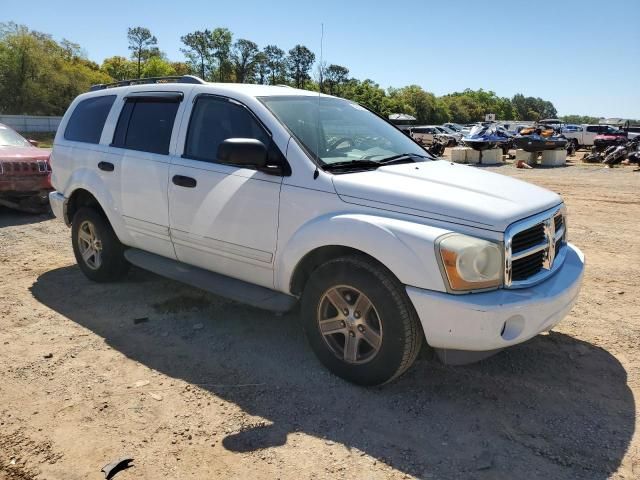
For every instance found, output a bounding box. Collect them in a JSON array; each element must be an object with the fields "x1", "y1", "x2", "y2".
[
  {"x1": 48, "y1": 75, "x2": 585, "y2": 386},
  {"x1": 561, "y1": 124, "x2": 630, "y2": 150}
]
